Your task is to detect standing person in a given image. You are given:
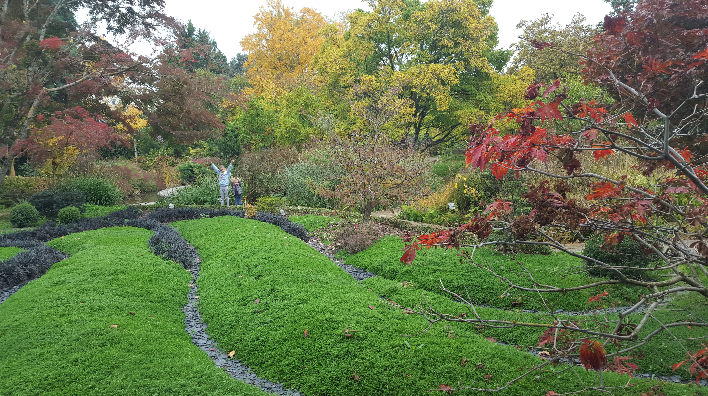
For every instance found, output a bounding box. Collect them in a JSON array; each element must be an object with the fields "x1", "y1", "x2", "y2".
[
  {"x1": 231, "y1": 177, "x2": 243, "y2": 206},
  {"x1": 211, "y1": 160, "x2": 234, "y2": 205}
]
